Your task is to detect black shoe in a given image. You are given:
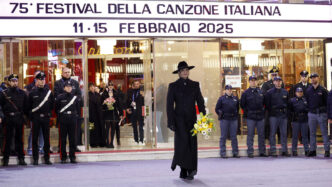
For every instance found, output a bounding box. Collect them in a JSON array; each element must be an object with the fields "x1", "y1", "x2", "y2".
[
  {"x1": 2, "y1": 159, "x2": 9, "y2": 166},
  {"x1": 281, "y1": 152, "x2": 290, "y2": 157},
  {"x1": 75, "y1": 147, "x2": 81, "y2": 152},
  {"x1": 61, "y1": 159, "x2": 67, "y2": 164},
  {"x1": 259, "y1": 153, "x2": 268, "y2": 157},
  {"x1": 49, "y1": 150, "x2": 54, "y2": 154},
  {"x1": 292, "y1": 151, "x2": 298, "y2": 157},
  {"x1": 33, "y1": 160, "x2": 38, "y2": 165},
  {"x1": 18, "y1": 159, "x2": 27, "y2": 166},
  {"x1": 220, "y1": 155, "x2": 227, "y2": 159},
  {"x1": 70, "y1": 159, "x2": 77, "y2": 164},
  {"x1": 248, "y1": 154, "x2": 254, "y2": 158},
  {"x1": 308, "y1": 151, "x2": 316, "y2": 157},
  {"x1": 324, "y1": 151, "x2": 330, "y2": 158},
  {"x1": 179, "y1": 169, "x2": 188, "y2": 179},
  {"x1": 106, "y1": 144, "x2": 114, "y2": 148},
  {"x1": 44, "y1": 159, "x2": 52, "y2": 165},
  {"x1": 185, "y1": 170, "x2": 196, "y2": 180},
  {"x1": 305, "y1": 151, "x2": 309, "y2": 157},
  {"x1": 270, "y1": 152, "x2": 277, "y2": 157},
  {"x1": 233, "y1": 154, "x2": 240, "y2": 158}
]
